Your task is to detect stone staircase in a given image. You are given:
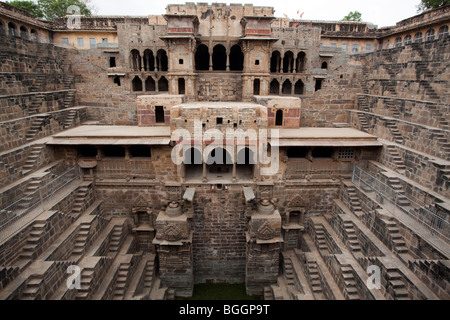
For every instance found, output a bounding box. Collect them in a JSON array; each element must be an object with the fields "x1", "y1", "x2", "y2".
[
  {"x1": 314, "y1": 224, "x2": 329, "y2": 254},
  {"x1": 357, "y1": 113, "x2": 370, "y2": 132},
  {"x1": 264, "y1": 286, "x2": 274, "y2": 300},
  {"x1": 109, "y1": 225, "x2": 124, "y2": 255},
  {"x1": 431, "y1": 130, "x2": 450, "y2": 159},
  {"x1": 306, "y1": 260, "x2": 323, "y2": 294},
  {"x1": 357, "y1": 95, "x2": 370, "y2": 112},
  {"x1": 71, "y1": 183, "x2": 91, "y2": 217},
  {"x1": 18, "y1": 176, "x2": 43, "y2": 210},
  {"x1": 63, "y1": 109, "x2": 78, "y2": 129},
  {"x1": 385, "y1": 99, "x2": 400, "y2": 119},
  {"x1": 113, "y1": 263, "x2": 131, "y2": 300},
  {"x1": 341, "y1": 265, "x2": 360, "y2": 300},
  {"x1": 63, "y1": 90, "x2": 76, "y2": 109},
  {"x1": 21, "y1": 274, "x2": 43, "y2": 300},
  {"x1": 25, "y1": 115, "x2": 48, "y2": 142},
  {"x1": 346, "y1": 185, "x2": 363, "y2": 215},
  {"x1": 386, "y1": 176, "x2": 410, "y2": 207},
  {"x1": 386, "y1": 145, "x2": 406, "y2": 173},
  {"x1": 386, "y1": 268, "x2": 409, "y2": 300},
  {"x1": 18, "y1": 222, "x2": 46, "y2": 260},
  {"x1": 28, "y1": 95, "x2": 44, "y2": 115},
  {"x1": 69, "y1": 223, "x2": 91, "y2": 261},
  {"x1": 76, "y1": 266, "x2": 95, "y2": 300},
  {"x1": 22, "y1": 144, "x2": 45, "y2": 175},
  {"x1": 63, "y1": 75, "x2": 76, "y2": 90},
  {"x1": 384, "y1": 218, "x2": 409, "y2": 254},
  {"x1": 283, "y1": 255, "x2": 295, "y2": 287},
  {"x1": 386, "y1": 120, "x2": 404, "y2": 144},
  {"x1": 343, "y1": 221, "x2": 362, "y2": 253},
  {"x1": 427, "y1": 104, "x2": 449, "y2": 130}
]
